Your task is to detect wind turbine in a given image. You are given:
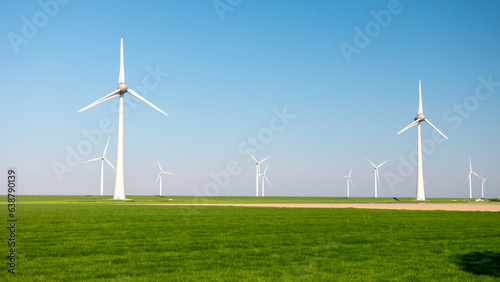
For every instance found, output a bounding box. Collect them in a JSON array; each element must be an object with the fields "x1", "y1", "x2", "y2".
[
  {"x1": 260, "y1": 163, "x2": 271, "y2": 196},
  {"x1": 480, "y1": 177, "x2": 486, "y2": 199},
  {"x1": 467, "y1": 157, "x2": 480, "y2": 199},
  {"x1": 82, "y1": 136, "x2": 116, "y2": 196},
  {"x1": 247, "y1": 152, "x2": 271, "y2": 196},
  {"x1": 344, "y1": 168, "x2": 354, "y2": 197},
  {"x1": 79, "y1": 38, "x2": 167, "y2": 200},
  {"x1": 155, "y1": 159, "x2": 174, "y2": 196},
  {"x1": 397, "y1": 80, "x2": 448, "y2": 201},
  {"x1": 367, "y1": 159, "x2": 387, "y2": 198}
]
